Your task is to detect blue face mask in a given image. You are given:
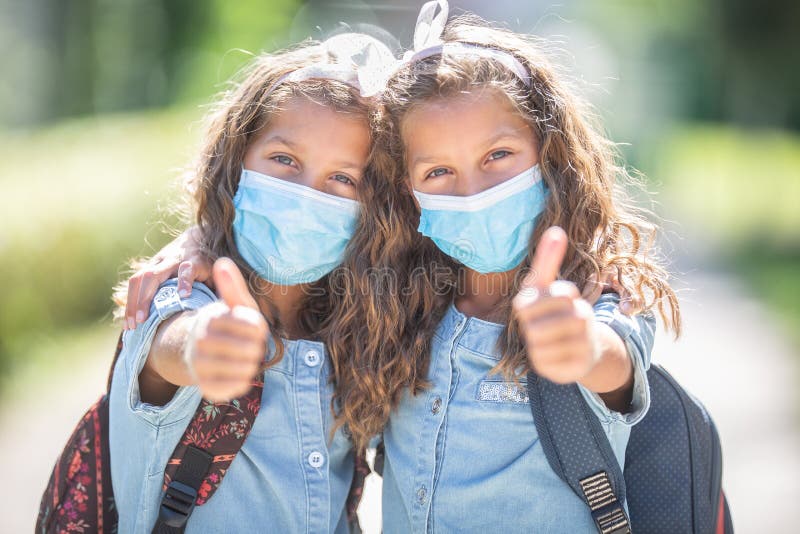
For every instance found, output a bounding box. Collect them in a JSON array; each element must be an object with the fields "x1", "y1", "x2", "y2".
[
  {"x1": 414, "y1": 165, "x2": 549, "y2": 273},
  {"x1": 232, "y1": 169, "x2": 359, "y2": 285}
]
